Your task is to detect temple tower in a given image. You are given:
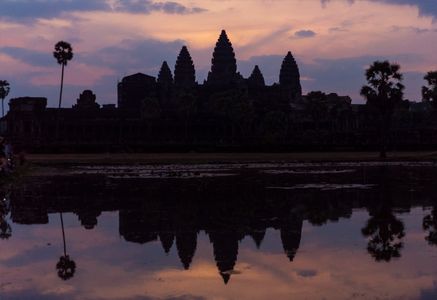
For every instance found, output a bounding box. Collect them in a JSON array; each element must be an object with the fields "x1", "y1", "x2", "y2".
[
  {"x1": 159, "y1": 232, "x2": 175, "y2": 254},
  {"x1": 207, "y1": 30, "x2": 237, "y2": 86},
  {"x1": 174, "y1": 46, "x2": 196, "y2": 88},
  {"x1": 157, "y1": 61, "x2": 173, "y2": 85},
  {"x1": 73, "y1": 90, "x2": 100, "y2": 110},
  {"x1": 279, "y1": 51, "x2": 302, "y2": 100},
  {"x1": 279, "y1": 217, "x2": 303, "y2": 262},
  {"x1": 248, "y1": 65, "x2": 265, "y2": 87},
  {"x1": 209, "y1": 231, "x2": 239, "y2": 284},
  {"x1": 176, "y1": 231, "x2": 197, "y2": 270},
  {"x1": 157, "y1": 61, "x2": 173, "y2": 108}
]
